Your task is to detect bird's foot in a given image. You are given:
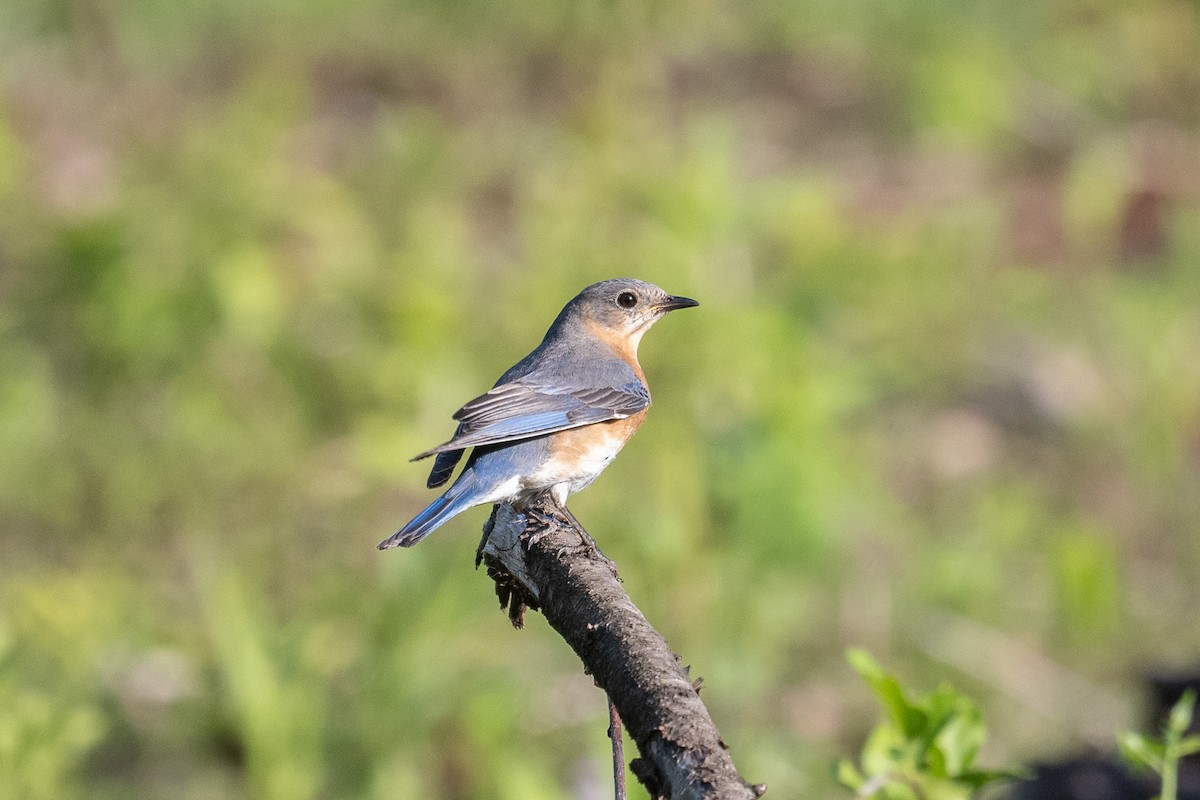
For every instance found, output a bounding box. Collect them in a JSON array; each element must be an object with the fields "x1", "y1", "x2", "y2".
[
  {"x1": 521, "y1": 503, "x2": 620, "y2": 579},
  {"x1": 520, "y1": 506, "x2": 558, "y2": 548}
]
